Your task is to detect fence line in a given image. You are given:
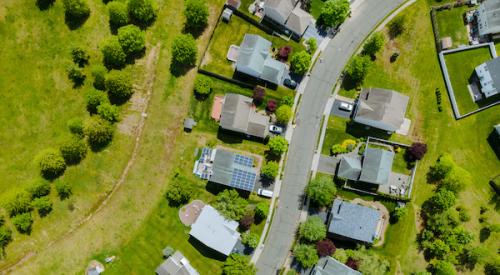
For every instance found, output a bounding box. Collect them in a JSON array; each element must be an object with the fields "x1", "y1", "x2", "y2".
[{"x1": 198, "y1": 69, "x2": 256, "y2": 89}]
